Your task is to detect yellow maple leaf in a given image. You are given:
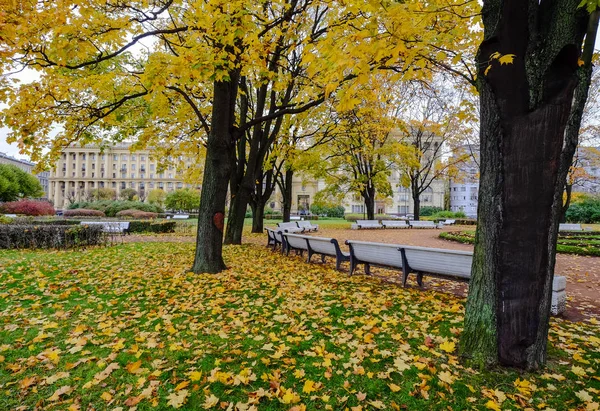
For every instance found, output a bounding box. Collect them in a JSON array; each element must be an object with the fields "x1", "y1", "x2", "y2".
[
  {"x1": 578, "y1": 58, "x2": 585, "y2": 67},
  {"x1": 576, "y1": 389, "x2": 594, "y2": 403},
  {"x1": 189, "y1": 371, "x2": 202, "y2": 381},
  {"x1": 572, "y1": 365, "x2": 586, "y2": 376},
  {"x1": 101, "y1": 392, "x2": 113, "y2": 401},
  {"x1": 498, "y1": 54, "x2": 516, "y2": 65},
  {"x1": 388, "y1": 383, "x2": 401, "y2": 392},
  {"x1": 489, "y1": 51, "x2": 502, "y2": 60},
  {"x1": 48, "y1": 385, "x2": 73, "y2": 402},
  {"x1": 439, "y1": 341, "x2": 455, "y2": 353},
  {"x1": 485, "y1": 400, "x2": 502, "y2": 411},
  {"x1": 303, "y1": 380, "x2": 317, "y2": 394},
  {"x1": 175, "y1": 380, "x2": 190, "y2": 391},
  {"x1": 280, "y1": 388, "x2": 301, "y2": 404},
  {"x1": 484, "y1": 65, "x2": 492, "y2": 76},
  {"x1": 126, "y1": 360, "x2": 142, "y2": 374}
]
